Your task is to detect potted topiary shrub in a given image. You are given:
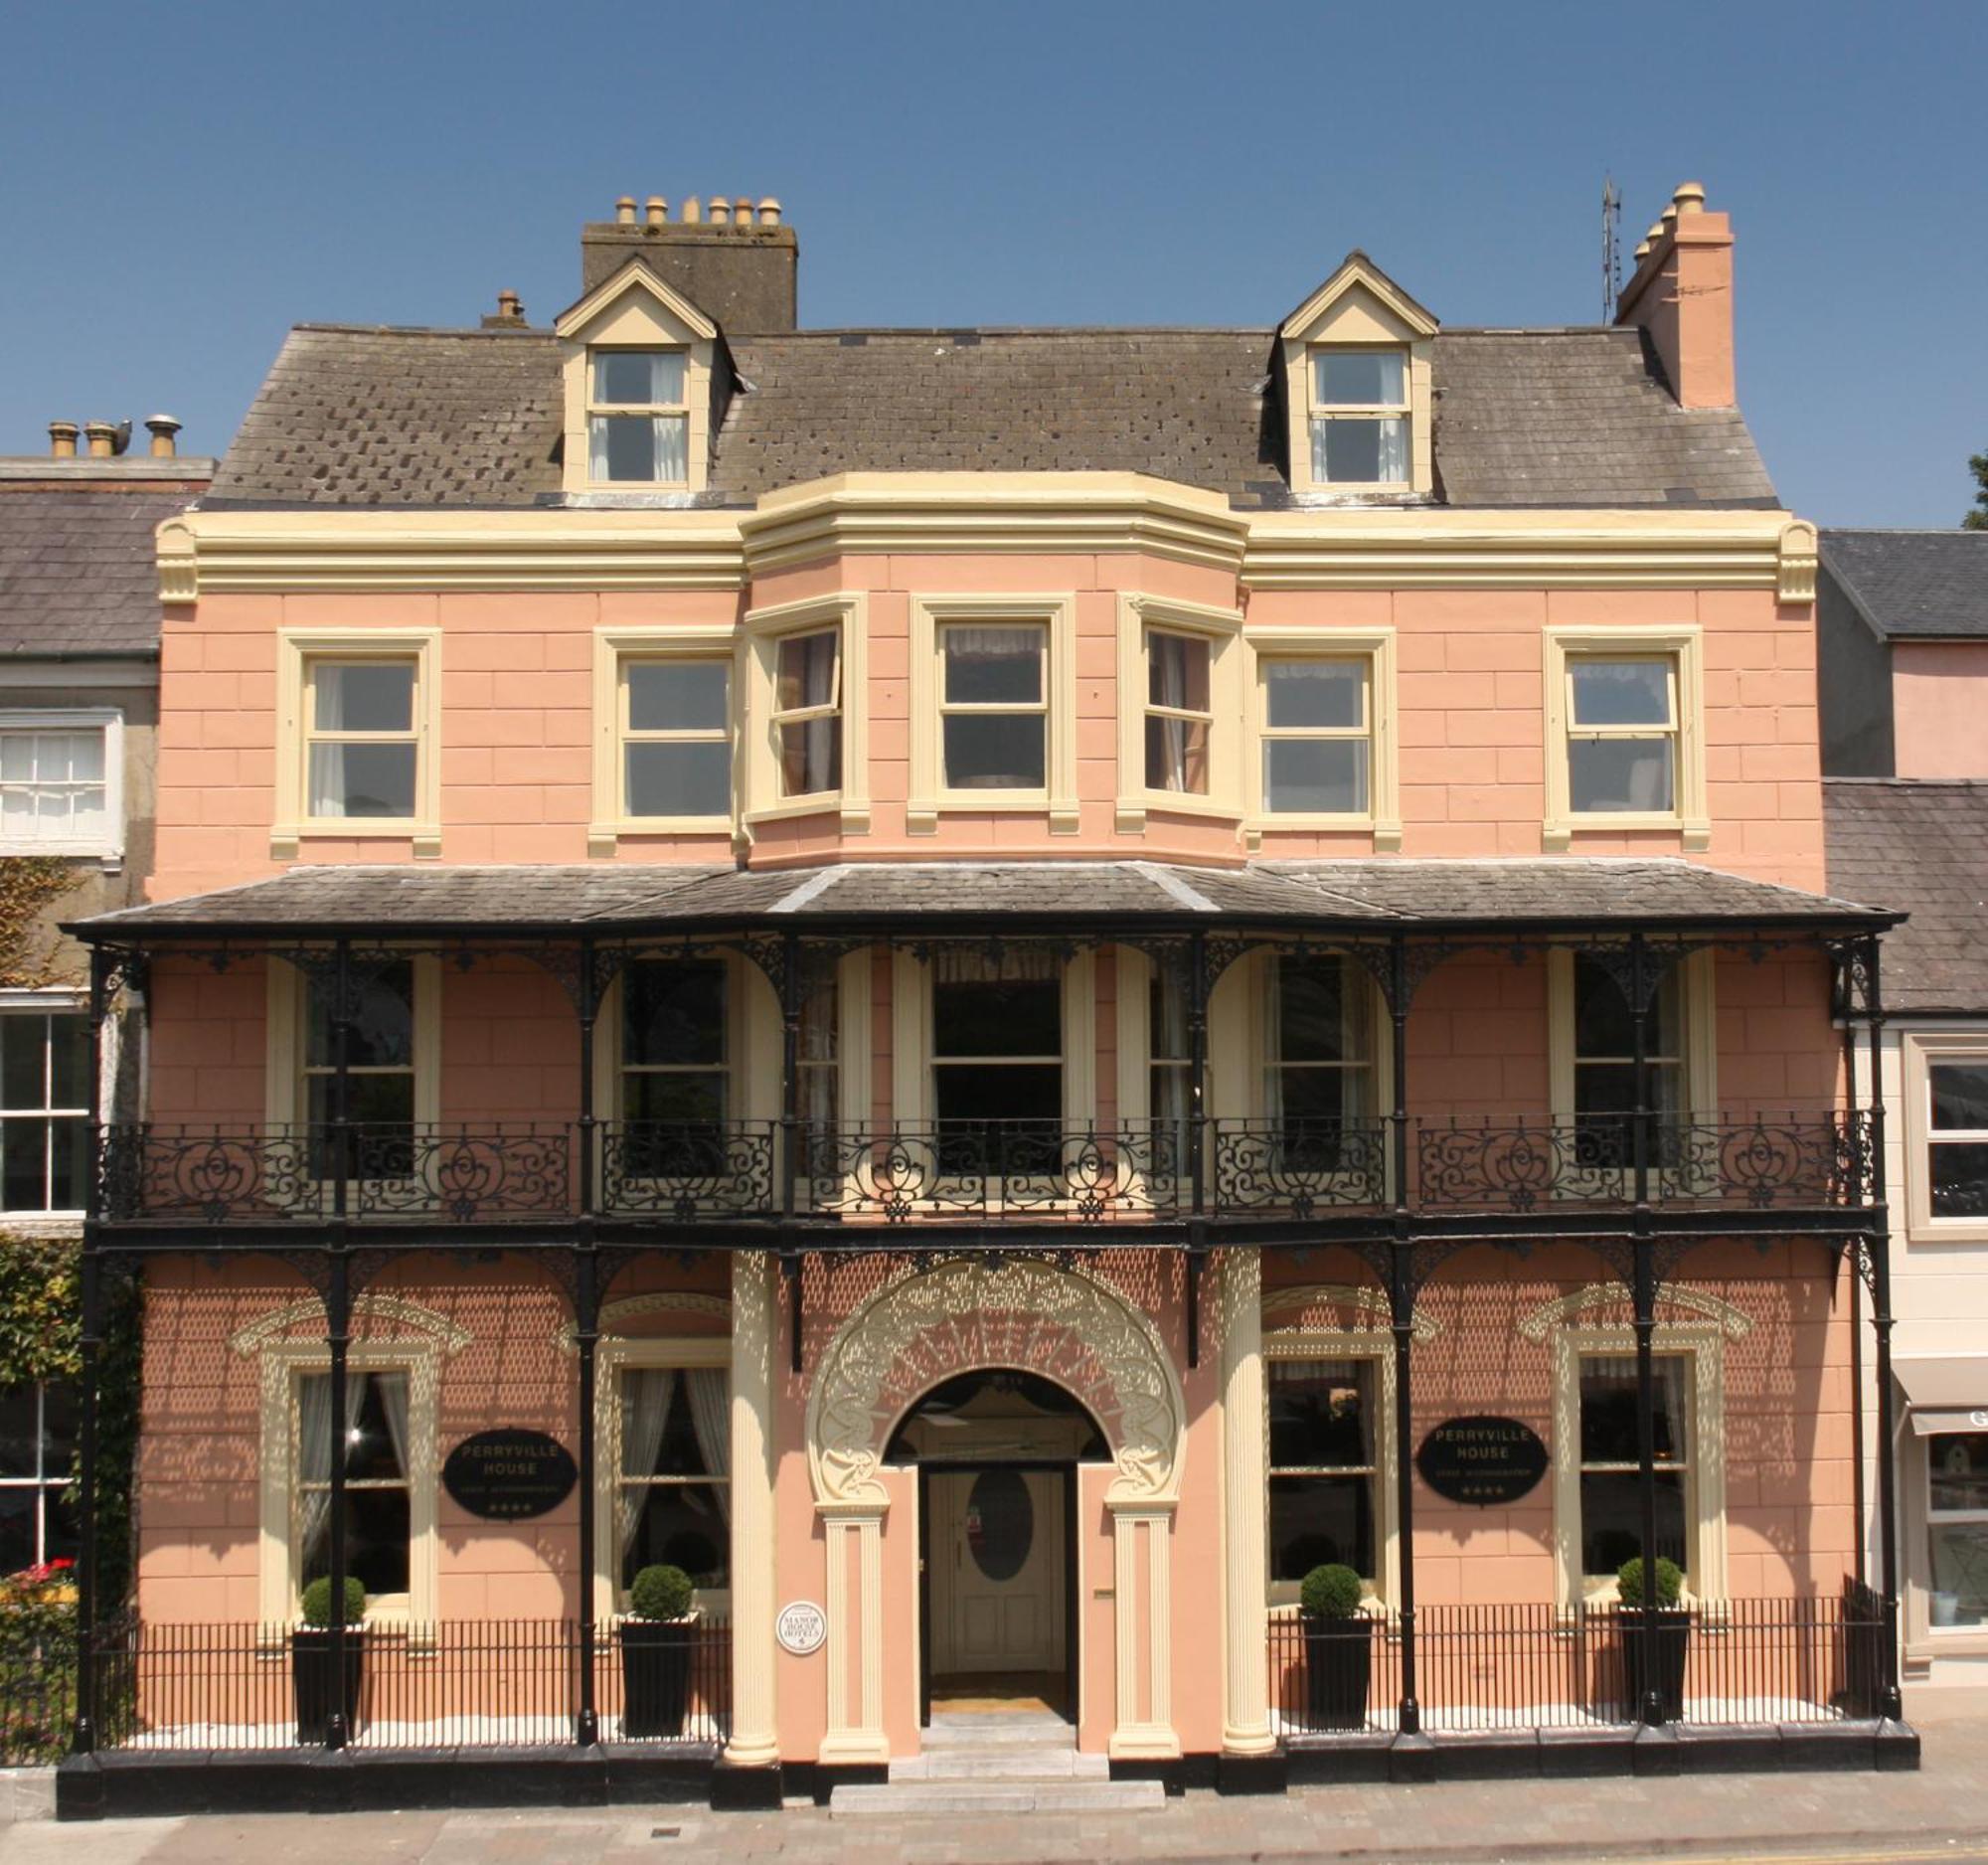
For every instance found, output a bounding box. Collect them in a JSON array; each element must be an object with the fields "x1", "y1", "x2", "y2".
[
  {"x1": 1616, "y1": 1555, "x2": 1690, "y2": 1721},
  {"x1": 619, "y1": 1563, "x2": 697, "y2": 1739},
  {"x1": 292, "y1": 1576, "x2": 367, "y2": 1744},
  {"x1": 1299, "y1": 1562, "x2": 1374, "y2": 1732}
]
